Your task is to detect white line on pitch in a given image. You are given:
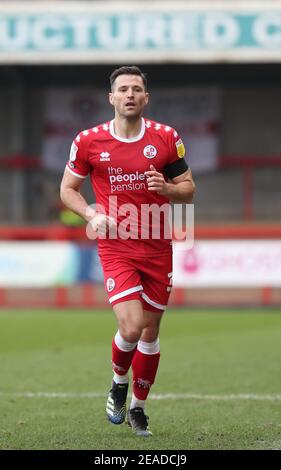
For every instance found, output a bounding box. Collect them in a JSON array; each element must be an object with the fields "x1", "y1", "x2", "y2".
[{"x1": 0, "y1": 392, "x2": 281, "y2": 401}]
